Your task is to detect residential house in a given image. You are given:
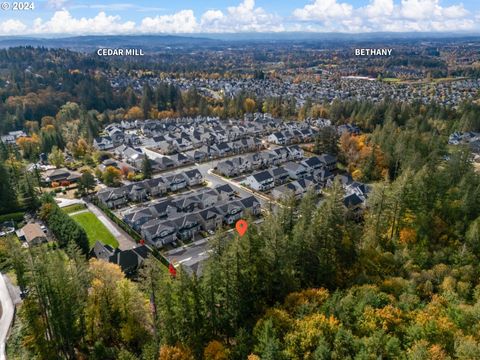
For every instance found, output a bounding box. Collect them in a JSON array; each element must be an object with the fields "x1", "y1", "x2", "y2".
[
  {"x1": 165, "y1": 173, "x2": 187, "y2": 192},
  {"x1": 272, "y1": 183, "x2": 298, "y2": 200},
  {"x1": 196, "y1": 207, "x2": 223, "y2": 231},
  {"x1": 343, "y1": 193, "x2": 364, "y2": 212},
  {"x1": 18, "y1": 223, "x2": 47, "y2": 245},
  {"x1": 1, "y1": 130, "x2": 27, "y2": 145},
  {"x1": 142, "y1": 219, "x2": 177, "y2": 246},
  {"x1": 196, "y1": 189, "x2": 221, "y2": 208},
  {"x1": 218, "y1": 201, "x2": 244, "y2": 225},
  {"x1": 287, "y1": 145, "x2": 304, "y2": 160},
  {"x1": 122, "y1": 147, "x2": 144, "y2": 169},
  {"x1": 318, "y1": 154, "x2": 337, "y2": 171},
  {"x1": 211, "y1": 142, "x2": 232, "y2": 157},
  {"x1": 244, "y1": 171, "x2": 275, "y2": 191},
  {"x1": 123, "y1": 208, "x2": 154, "y2": 231},
  {"x1": 271, "y1": 147, "x2": 290, "y2": 163},
  {"x1": 185, "y1": 149, "x2": 208, "y2": 162},
  {"x1": 106, "y1": 126, "x2": 125, "y2": 146},
  {"x1": 284, "y1": 162, "x2": 308, "y2": 180},
  {"x1": 94, "y1": 136, "x2": 114, "y2": 151},
  {"x1": 127, "y1": 183, "x2": 148, "y2": 202},
  {"x1": 301, "y1": 156, "x2": 324, "y2": 173},
  {"x1": 145, "y1": 177, "x2": 168, "y2": 197},
  {"x1": 153, "y1": 156, "x2": 176, "y2": 171},
  {"x1": 149, "y1": 200, "x2": 178, "y2": 219},
  {"x1": 245, "y1": 153, "x2": 263, "y2": 169},
  {"x1": 43, "y1": 168, "x2": 82, "y2": 184},
  {"x1": 183, "y1": 169, "x2": 204, "y2": 186},
  {"x1": 98, "y1": 158, "x2": 133, "y2": 173},
  {"x1": 268, "y1": 132, "x2": 286, "y2": 145},
  {"x1": 172, "y1": 214, "x2": 201, "y2": 240},
  {"x1": 215, "y1": 184, "x2": 236, "y2": 200},
  {"x1": 125, "y1": 133, "x2": 141, "y2": 146},
  {"x1": 216, "y1": 160, "x2": 237, "y2": 177},
  {"x1": 170, "y1": 152, "x2": 193, "y2": 166},
  {"x1": 313, "y1": 168, "x2": 334, "y2": 186},
  {"x1": 109, "y1": 245, "x2": 150, "y2": 275},
  {"x1": 270, "y1": 167, "x2": 290, "y2": 185},
  {"x1": 239, "y1": 196, "x2": 261, "y2": 216},
  {"x1": 172, "y1": 195, "x2": 202, "y2": 213},
  {"x1": 337, "y1": 124, "x2": 361, "y2": 136}
]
